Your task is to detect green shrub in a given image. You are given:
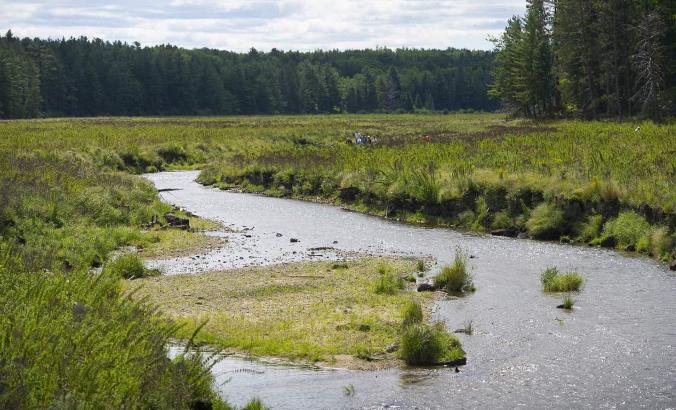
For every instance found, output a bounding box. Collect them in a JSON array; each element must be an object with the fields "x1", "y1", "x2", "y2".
[
  {"x1": 526, "y1": 203, "x2": 565, "y2": 239},
  {"x1": 434, "y1": 249, "x2": 474, "y2": 293},
  {"x1": 649, "y1": 227, "x2": 673, "y2": 260},
  {"x1": 401, "y1": 300, "x2": 423, "y2": 327},
  {"x1": 104, "y1": 254, "x2": 157, "y2": 279},
  {"x1": 577, "y1": 214, "x2": 603, "y2": 242},
  {"x1": 541, "y1": 267, "x2": 584, "y2": 292},
  {"x1": 373, "y1": 271, "x2": 404, "y2": 295},
  {"x1": 601, "y1": 211, "x2": 651, "y2": 251},
  {"x1": 491, "y1": 211, "x2": 513, "y2": 230},
  {"x1": 399, "y1": 323, "x2": 464, "y2": 365}
]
